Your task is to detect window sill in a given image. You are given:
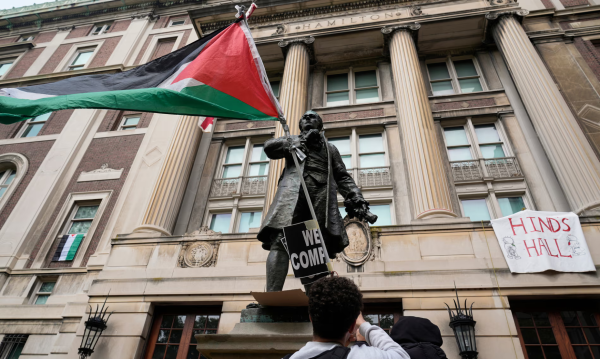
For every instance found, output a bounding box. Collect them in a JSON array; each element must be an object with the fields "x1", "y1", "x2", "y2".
[
  {"x1": 312, "y1": 100, "x2": 394, "y2": 113},
  {"x1": 94, "y1": 128, "x2": 147, "y2": 138},
  {"x1": 427, "y1": 89, "x2": 505, "y2": 100},
  {"x1": 0, "y1": 134, "x2": 59, "y2": 146}
]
